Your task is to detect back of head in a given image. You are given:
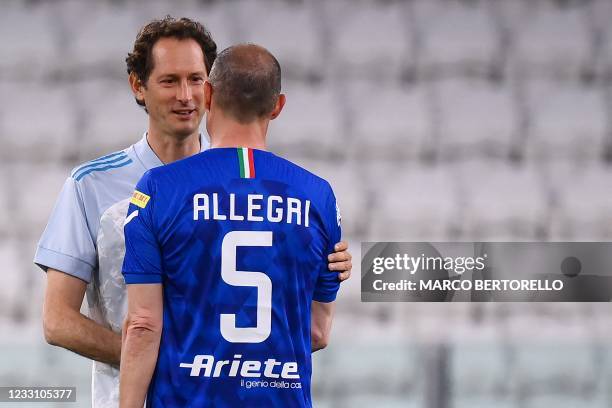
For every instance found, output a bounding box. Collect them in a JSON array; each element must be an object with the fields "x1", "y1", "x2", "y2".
[{"x1": 208, "y1": 44, "x2": 281, "y2": 123}]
